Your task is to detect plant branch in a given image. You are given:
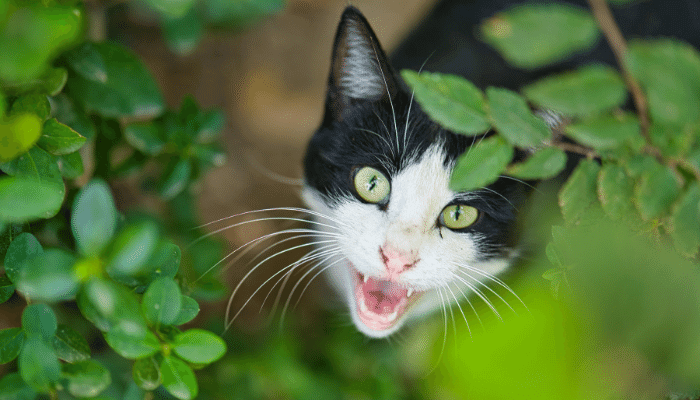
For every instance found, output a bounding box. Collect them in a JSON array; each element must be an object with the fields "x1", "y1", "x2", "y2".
[
  {"x1": 551, "y1": 140, "x2": 598, "y2": 159},
  {"x1": 586, "y1": 0, "x2": 650, "y2": 139}
]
